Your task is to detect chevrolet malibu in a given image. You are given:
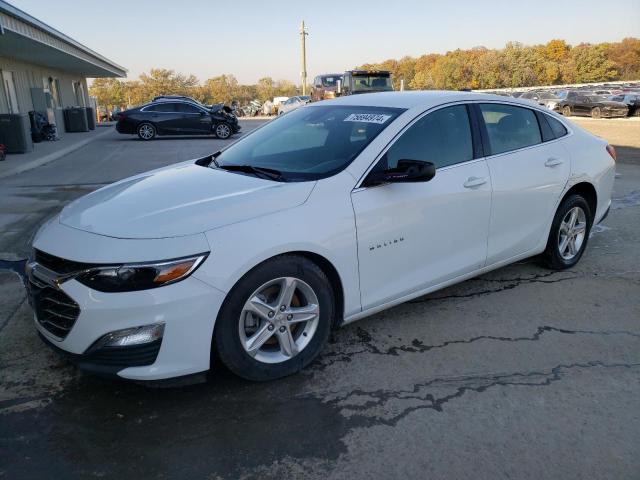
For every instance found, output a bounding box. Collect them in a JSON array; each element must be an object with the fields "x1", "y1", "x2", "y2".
[{"x1": 27, "y1": 92, "x2": 615, "y2": 383}]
